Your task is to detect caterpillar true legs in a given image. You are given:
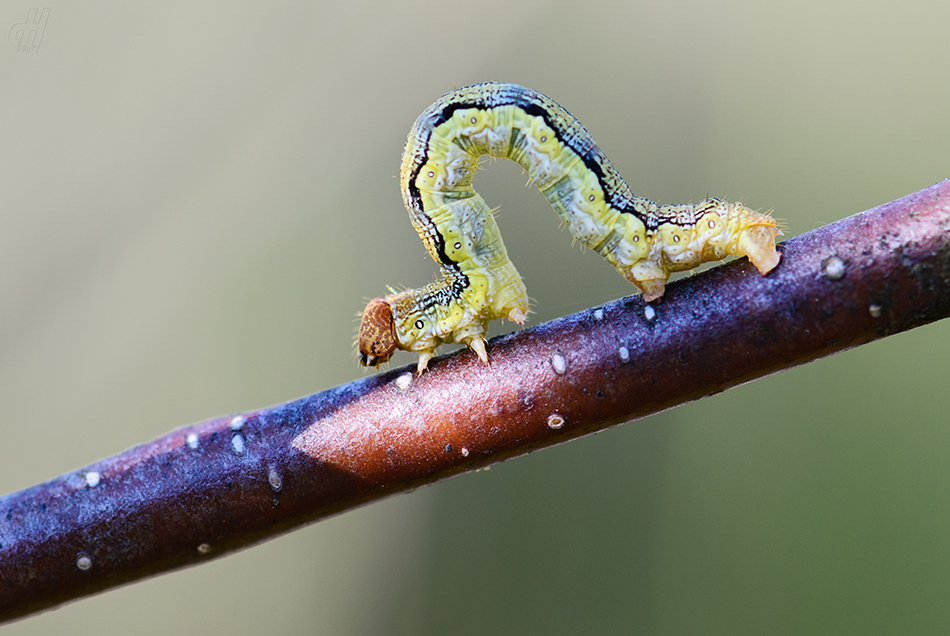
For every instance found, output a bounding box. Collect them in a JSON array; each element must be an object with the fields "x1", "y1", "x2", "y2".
[{"x1": 358, "y1": 83, "x2": 781, "y2": 373}]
